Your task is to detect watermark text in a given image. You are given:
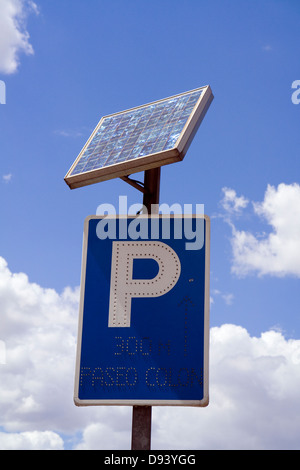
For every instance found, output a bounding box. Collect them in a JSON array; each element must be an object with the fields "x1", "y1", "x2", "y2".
[
  {"x1": 0, "y1": 341, "x2": 6, "y2": 365},
  {"x1": 291, "y1": 80, "x2": 300, "y2": 105},
  {"x1": 0, "y1": 80, "x2": 6, "y2": 105},
  {"x1": 96, "y1": 196, "x2": 205, "y2": 251}
]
